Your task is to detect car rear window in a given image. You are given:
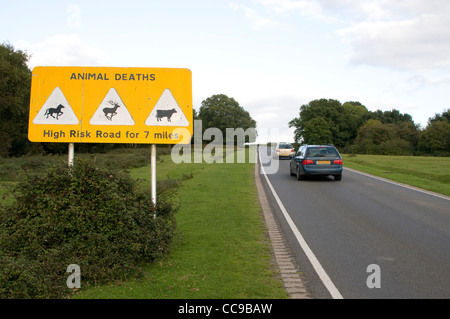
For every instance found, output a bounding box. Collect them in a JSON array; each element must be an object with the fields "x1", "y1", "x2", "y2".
[
  {"x1": 279, "y1": 144, "x2": 293, "y2": 149},
  {"x1": 306, "y1": 147, "x2": 339, "y2": 157}
]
